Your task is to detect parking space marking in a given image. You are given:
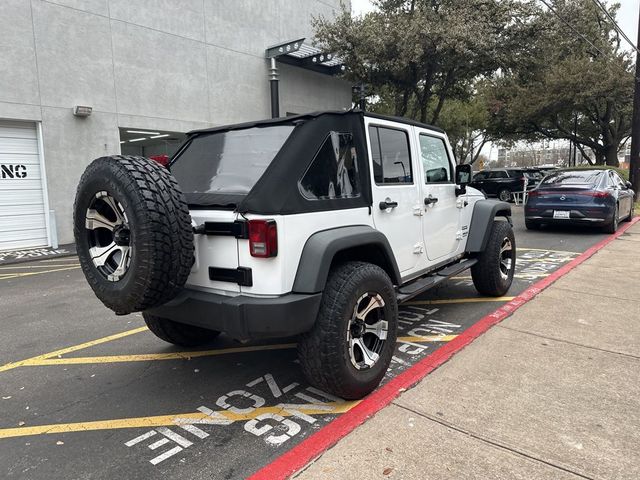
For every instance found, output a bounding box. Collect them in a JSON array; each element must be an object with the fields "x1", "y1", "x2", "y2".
[
  {"x1": 15, "y1": 335, "x2": 458, "y2": 367},
  {"x1": 0, "y1": 327, "x2": 147, "y2": 373},
  {"x1": 0, "y1": 401, "x2": 357, "y2": 440},
  {"x1": 0, "y1": 265, "x2": 81, "y2": 281},
  {"x1": 0, "y1": 297, "x2": 499, "y2": 372},
  {"x1": 0, "y1": 263, "x2": 80, "y2": 270}
]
